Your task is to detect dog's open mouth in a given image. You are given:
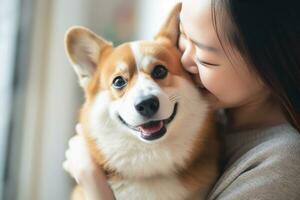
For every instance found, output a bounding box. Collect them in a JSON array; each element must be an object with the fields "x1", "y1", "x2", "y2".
[{"x1": 118, "y1": 103, "x2": 178, "y2": 141}]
